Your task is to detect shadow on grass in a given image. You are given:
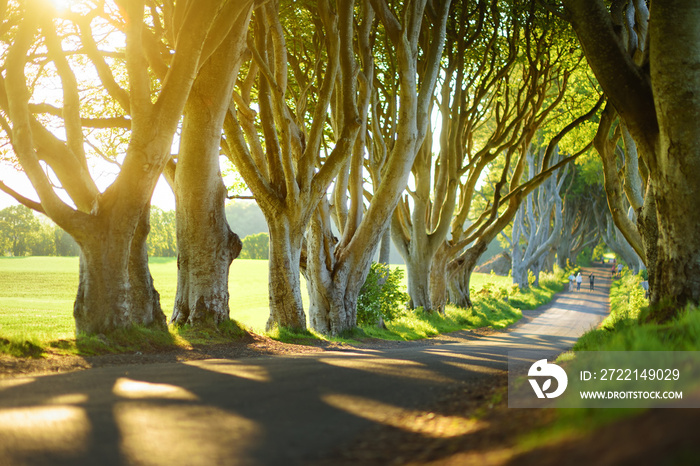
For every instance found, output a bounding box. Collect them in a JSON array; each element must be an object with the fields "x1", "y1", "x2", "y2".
[
  {"x1": 69, "y1": 319, "x2": 250, "y2": 356},
  {"x1": 0, "y1": 337, "x2": 45, "y2": 358}
]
